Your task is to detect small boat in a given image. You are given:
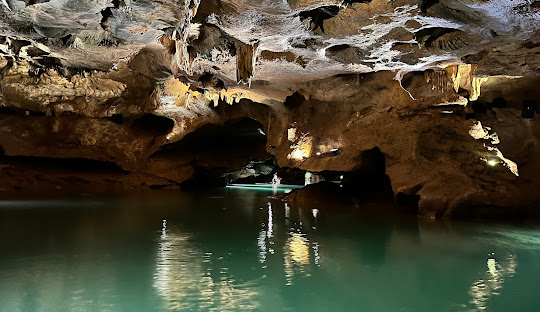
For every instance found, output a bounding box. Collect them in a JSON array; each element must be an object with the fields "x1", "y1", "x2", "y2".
[{"x1": 226, "y1": 183, "x2": 303, "y2": 192}]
